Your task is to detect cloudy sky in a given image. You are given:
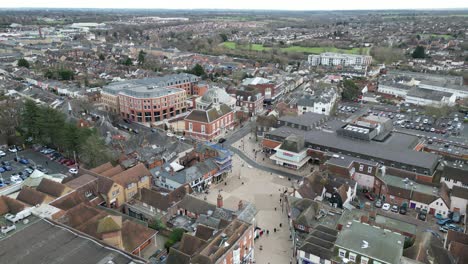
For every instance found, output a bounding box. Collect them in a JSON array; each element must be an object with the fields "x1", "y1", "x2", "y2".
[{"x1": 2, "y1": 0, "x2": 467, "y2": 10}]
